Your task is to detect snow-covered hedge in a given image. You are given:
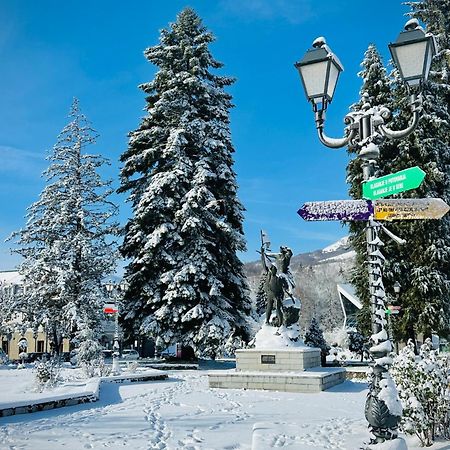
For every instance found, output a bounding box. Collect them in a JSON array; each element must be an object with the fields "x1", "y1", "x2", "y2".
[{"x1": 391, "y1": 338, "x2": 450, "y2": 446}]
